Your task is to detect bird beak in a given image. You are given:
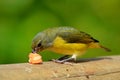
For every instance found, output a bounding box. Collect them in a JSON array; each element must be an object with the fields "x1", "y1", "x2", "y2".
[
  {"x1": 32, "y1": 49, "x2": 36, "y2": 53},
  {"x1": 32, "y1": 47, "x2": 43, "y2": 53}
]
